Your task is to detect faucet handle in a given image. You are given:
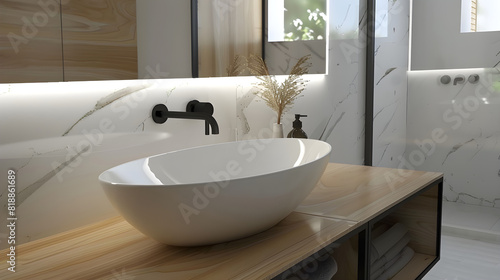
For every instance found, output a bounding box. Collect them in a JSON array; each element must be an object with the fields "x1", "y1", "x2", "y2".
[
  {"x1": 152, "y1": 104, "x2": 169, "y2": 124},
  {"x1": 453, "y1": 74, "x2": 465, "y2": 85},
  {"x1": 186, "y1": 100, "x2": 214, "y2": 115}
]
